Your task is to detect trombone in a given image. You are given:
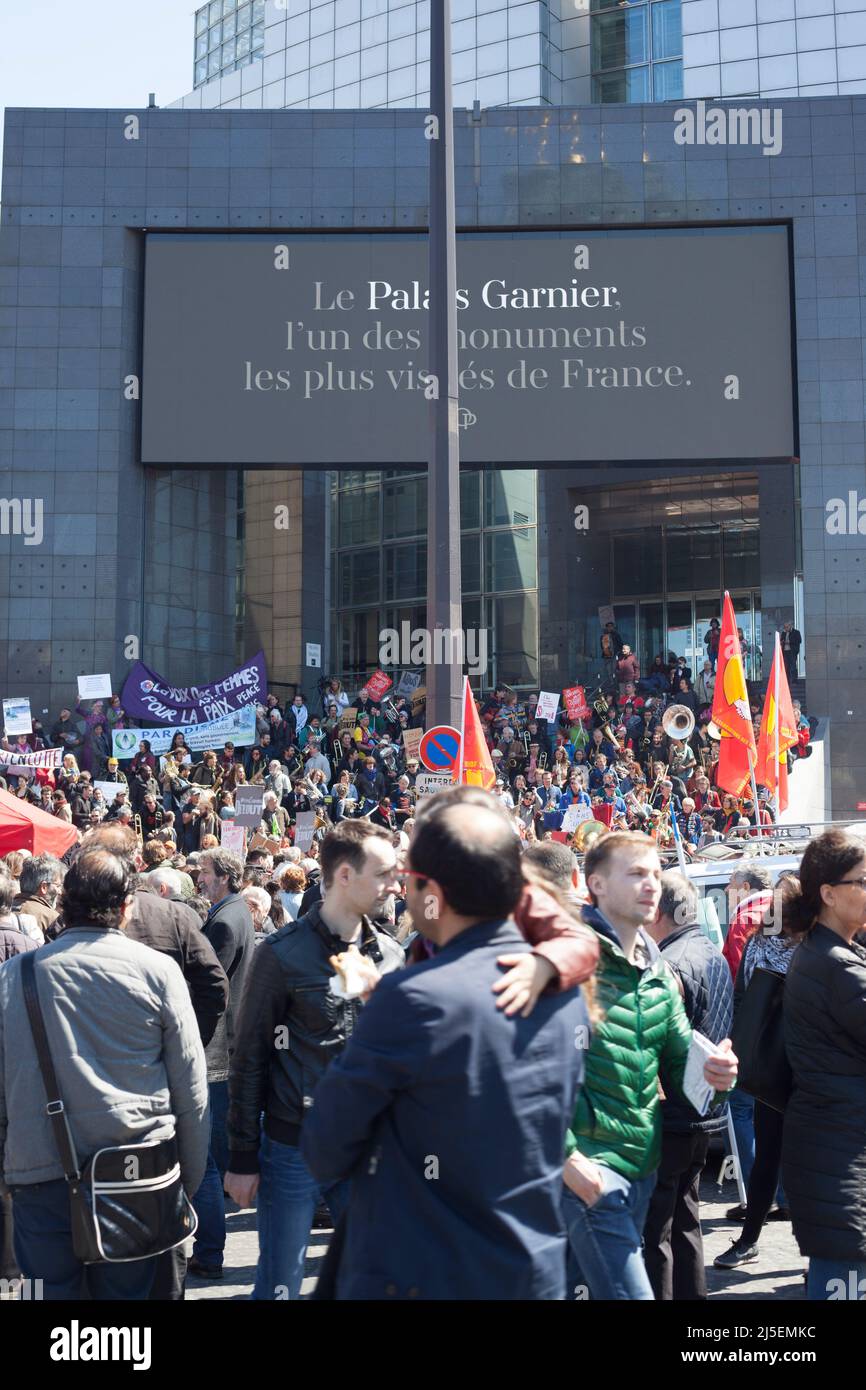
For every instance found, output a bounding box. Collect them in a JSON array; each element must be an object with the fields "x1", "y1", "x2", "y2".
[{"x1": 133, "y1": 812, "x2": 144, "y2": 844}]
